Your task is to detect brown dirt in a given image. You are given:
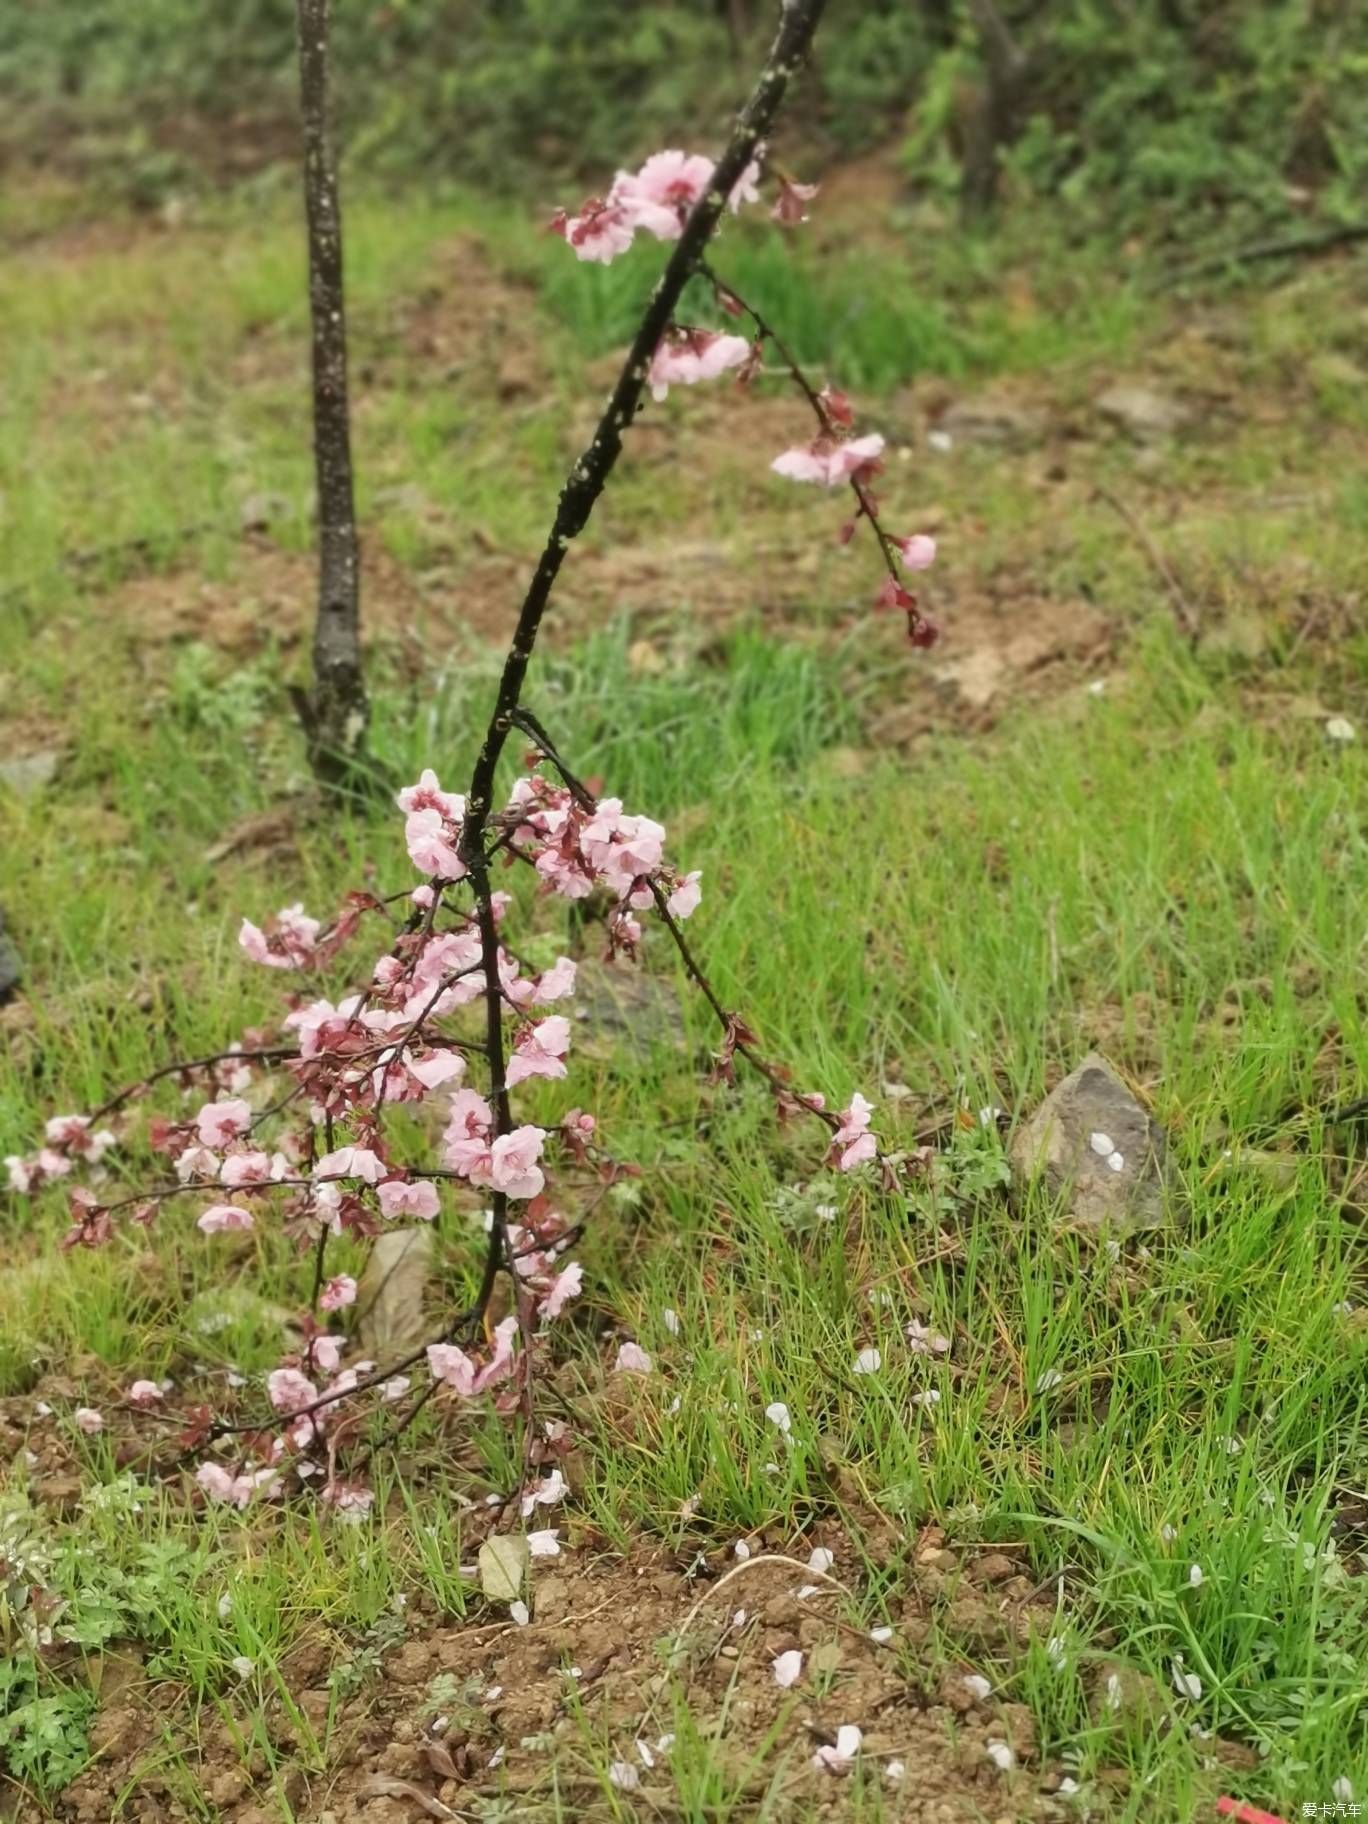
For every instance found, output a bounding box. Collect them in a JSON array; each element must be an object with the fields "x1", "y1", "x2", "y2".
[{"x1": 42, "y1": 1532, "x2": 1080, "y2": 1824}]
